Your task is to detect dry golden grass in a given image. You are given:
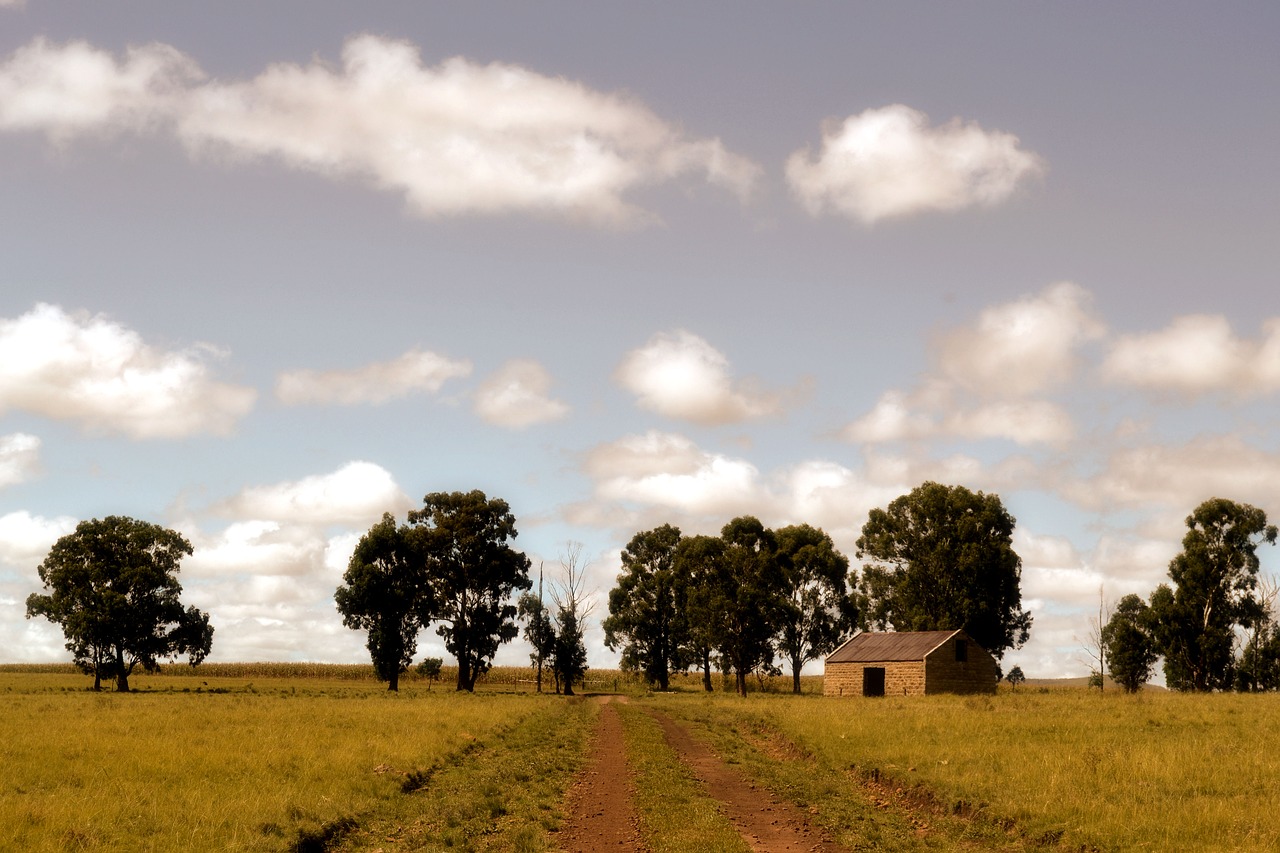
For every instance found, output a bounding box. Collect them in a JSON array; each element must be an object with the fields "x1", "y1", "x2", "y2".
[
  {"x1": 663, "y1": 688, "x2": 1280, "y2": 852},
  {"x1": 0, "y1": 671, "x2": 566, "y2": 851}
]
